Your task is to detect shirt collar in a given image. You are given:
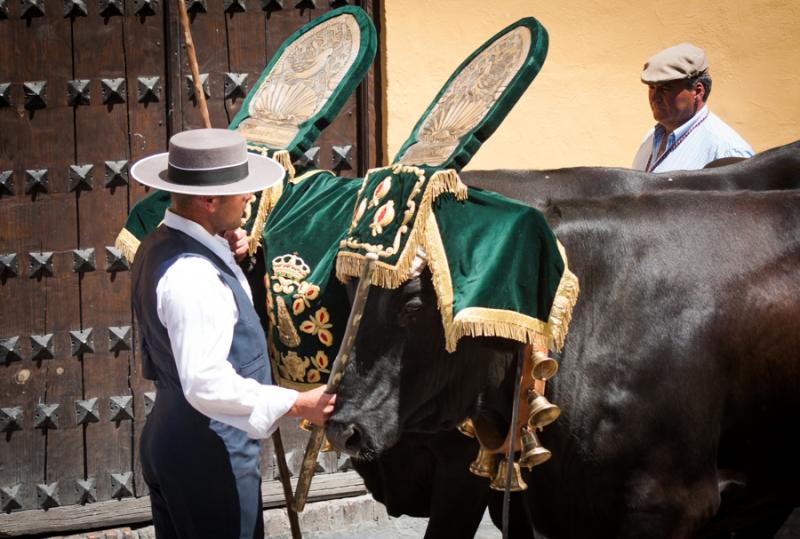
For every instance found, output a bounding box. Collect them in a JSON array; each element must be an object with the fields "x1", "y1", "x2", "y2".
[
  {"x1": 654, "y1": 104, "x2": 709, "y2": 143},
  {"x1": 163, "y1": 209, "x2": 237, "y2": 266}
]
